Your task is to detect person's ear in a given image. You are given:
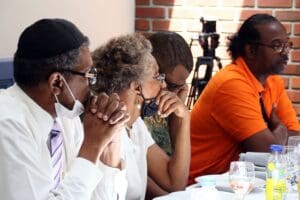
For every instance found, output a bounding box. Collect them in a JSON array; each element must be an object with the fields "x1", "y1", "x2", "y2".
[
  {"x1": 130, "y1": 81, "x2": 141, "y2": 96},
  {"x1": 245, "y1": 44, "x2": 257, "y2": 59},
  {"x1": 48, "y1": 72, "x2": 64, "y2": 96},
  {"x1": 130, "y1": 81, "x2": 143, "y2": 109}
]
